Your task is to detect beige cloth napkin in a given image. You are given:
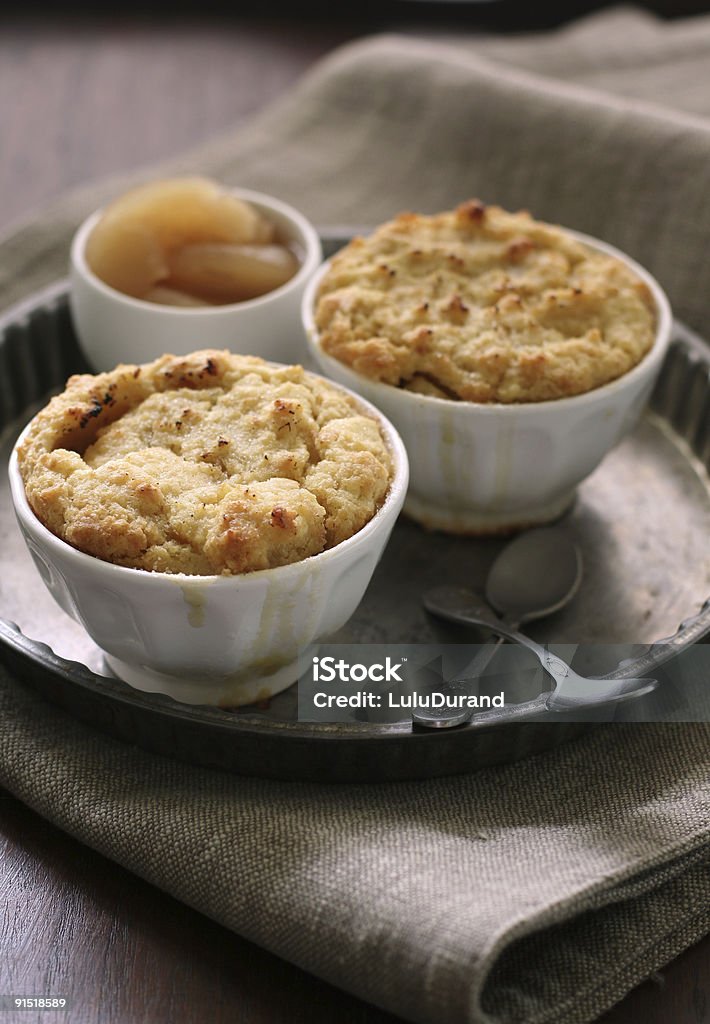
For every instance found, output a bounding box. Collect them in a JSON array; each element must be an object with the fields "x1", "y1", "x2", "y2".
[{"x1": 0, "y1": 9, "x2": 708, "y2": 1023}]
